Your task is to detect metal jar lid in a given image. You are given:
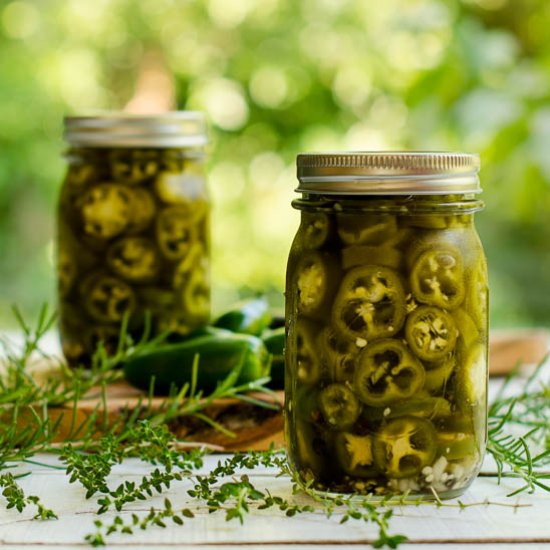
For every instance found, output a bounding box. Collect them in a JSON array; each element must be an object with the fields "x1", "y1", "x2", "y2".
[
  {"x1": 64, "y1": 111, "x2": 207, "y2": 148},
  {"x1": 296, "y1": 151, "x2": 481, "y2": 195}
]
